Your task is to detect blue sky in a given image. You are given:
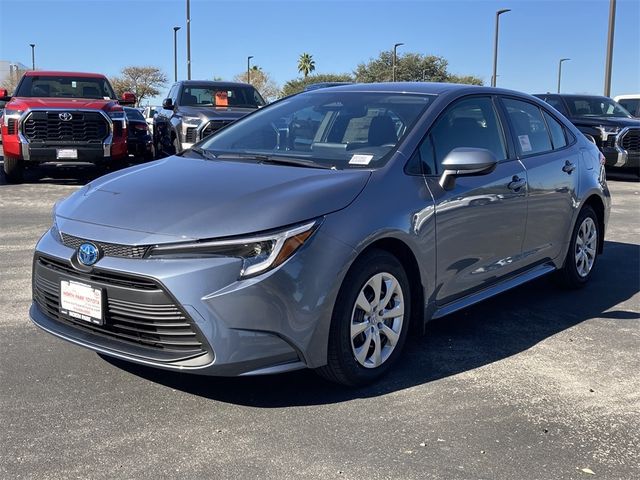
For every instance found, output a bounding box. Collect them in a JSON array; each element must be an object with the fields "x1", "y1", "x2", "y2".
[{"x1": 1, "y1": 0, "x2": 638, "y2": 104}]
